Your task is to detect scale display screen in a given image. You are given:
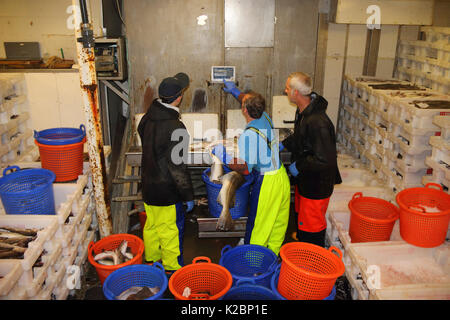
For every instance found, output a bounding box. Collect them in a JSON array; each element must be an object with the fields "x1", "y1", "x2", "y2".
[{"x1": 211, "y1": 66, "x2": 235, "y2": 83}]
